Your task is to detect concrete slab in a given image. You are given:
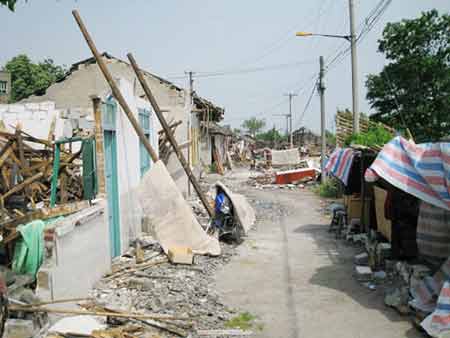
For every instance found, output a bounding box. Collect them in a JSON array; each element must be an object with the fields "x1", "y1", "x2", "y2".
[
  {"x1": 271, "y1": 149, "x2": 300, "y2": 166},
  {"x1": 138, "y1": 160, "x2": 220, "y2": 256}
]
